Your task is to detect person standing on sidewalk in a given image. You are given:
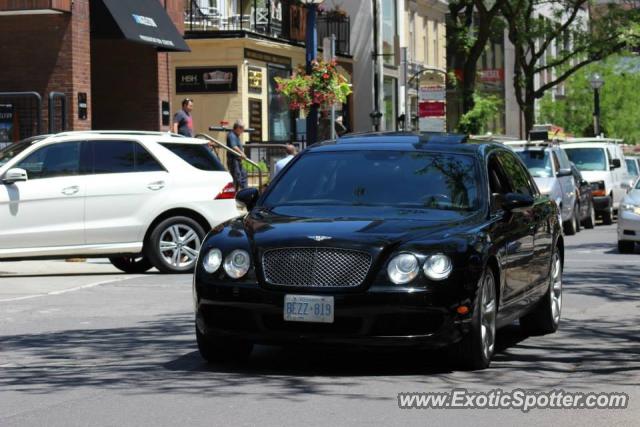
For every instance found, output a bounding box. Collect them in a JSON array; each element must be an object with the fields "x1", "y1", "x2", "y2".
[
  {"x1": 272, "y1": 144, "x2": 297, "y2": 179},
  {"x1": 172, "y1": 99, "x2": 194, "y2": 137},
  {"x1": 227, "y1": 120, "x2": 248, "y2": 190}
]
